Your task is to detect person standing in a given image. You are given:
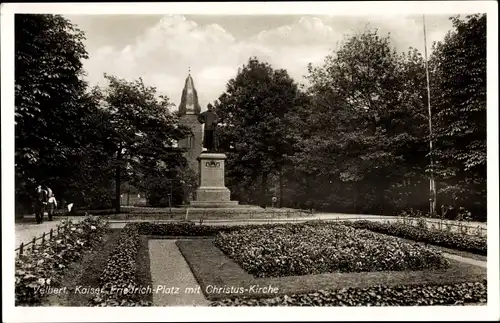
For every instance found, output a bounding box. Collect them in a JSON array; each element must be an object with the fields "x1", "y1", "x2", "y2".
[{"x1": 34, "y1": 184, "x2": 48, "y2": 224}]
